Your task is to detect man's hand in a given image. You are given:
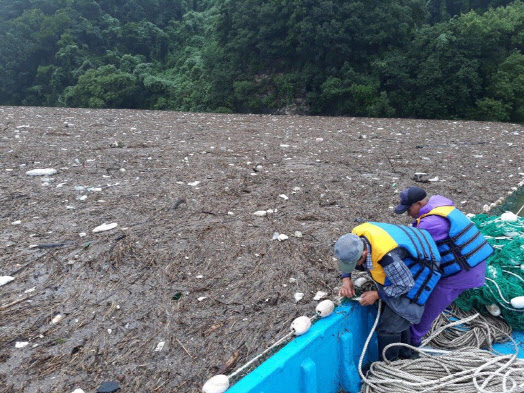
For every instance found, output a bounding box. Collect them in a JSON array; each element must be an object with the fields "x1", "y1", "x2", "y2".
[
  {"x1": 360, "y1": 291, "x2": 379, "y2": 306},
  {"x1": 338, "y1": 277, "x2": 356, "y2": 298}
]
